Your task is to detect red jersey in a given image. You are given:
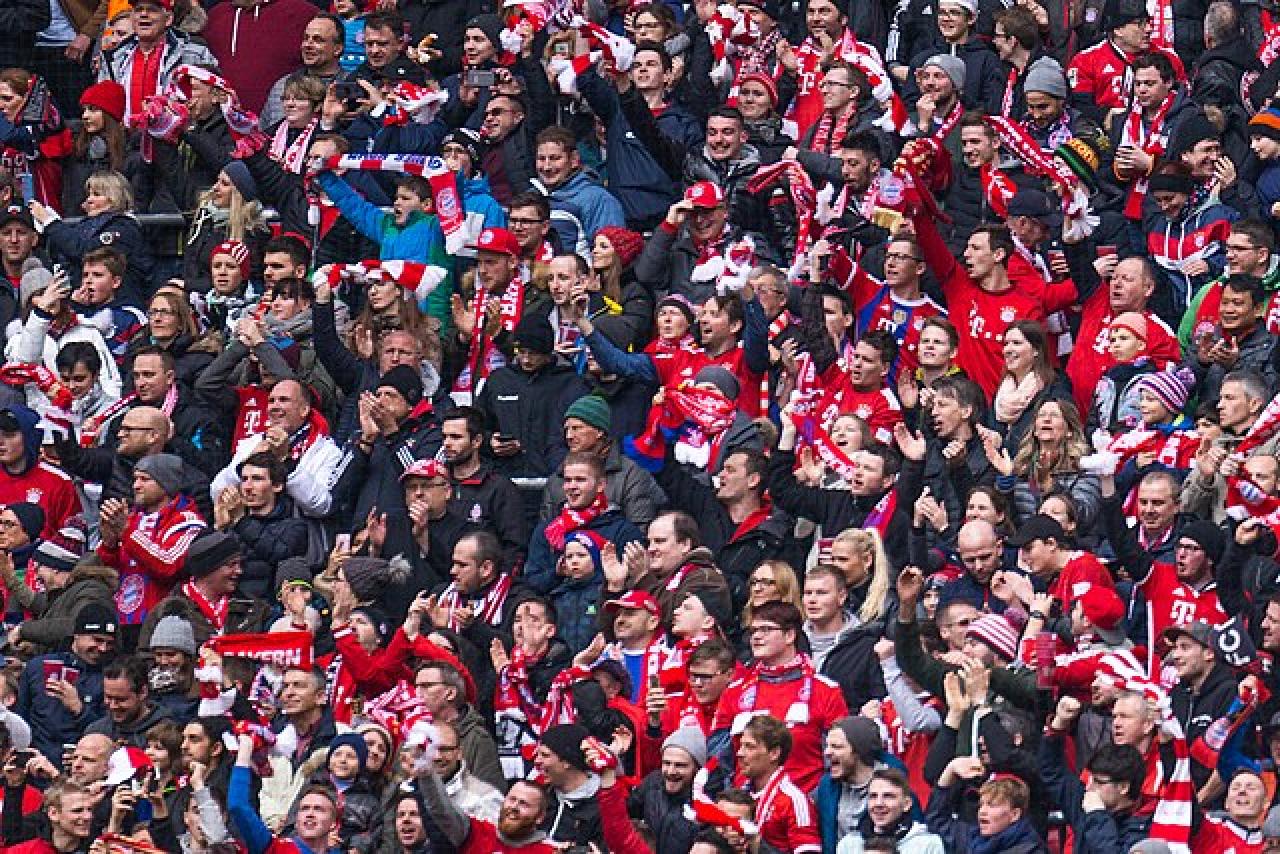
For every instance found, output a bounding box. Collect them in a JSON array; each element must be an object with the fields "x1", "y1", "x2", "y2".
[
  {"x1": 646, "y1": 336, "x2": 705, "y2": 389},
  {"x1": 1066, "y1": 40, "x2": 1186, "y2": 112},
  {"x1": 846, "y1": 267, "x2": 947, "y2": 378},
  {"x1": 749, "y1": 769, "x2": 822, "y2": 854},
  {"x1": 463, "y1": 818, "x2": 560, "y2": 854},
  {"x1": 1190, "y1": 814, "x2": 1264, "y2": 854},
  {"x1": 98, "y1": 495, "x2": 206, "y2": 625},
  {"x1": 786, "y1": 32, "x2": 883, "y2": 138},
  {"x1": 1066, "y1": 287, "x2": 1180, "y2": 416},
  {"x1": 913, "y1": 209, "x2": 1076, "y2": 397},
  {"x1": 712, "y1": 663, "x2": 848, "y2": 792},
  {"x1": 0, "y1": 461, "x2": 81, "y2": 538},
  {"x1": 1138, "y1": 559, "x2": 1226, "y2": 672},
  {"x1": 1049, "y1": 552, "x2": 1116, "y2": 606},
  {"x1": 814, "y1": 368, "x2": 904, "y2": 445},
  {"x1": 706, "y1": 345, "x2": 765, "y2": 418}
]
